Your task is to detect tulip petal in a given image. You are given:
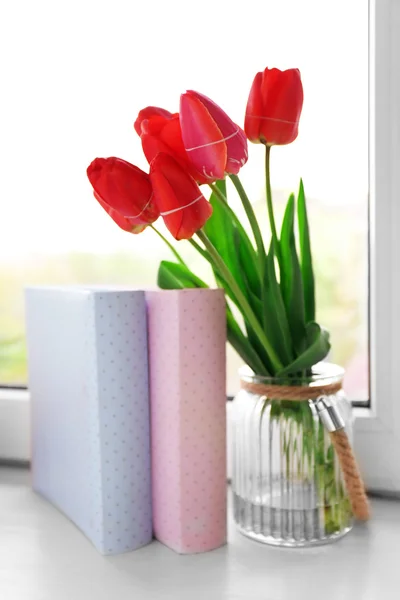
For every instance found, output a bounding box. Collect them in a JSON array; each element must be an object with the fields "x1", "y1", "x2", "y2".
[
  {"x1": 150, "y1": 153, "x2": 212, "y2": 240},
  {"x1": 141, "y1": 133, "x2": 176, "y2": 167},
  {"x1": 244, "y1": 72, "x2": 264, "y2": 143},
  {"x1": 141, "y1": 115, "x2": 171, "y2": 136},
  {"x1": 187, "y1": 90, "x2": 248, "y2": 174},
  {"x1": 180, "y1": 93, "x2": 227, "y2": 181},
  {"x1": 225, "y1": 126, "x2": 248, "y2": 174},
  {"x1": 141, "y1": 129, "x2": 198, "y2": 181},
  {"x1": 159, "y1": 116, "x2": 209, "y2": 183},
  {"x1": 134, "y1": 106, "x2": 174, "y2": 136},
  {"x1": 158, "y1": 115, "x2": 190, "y2": 165},
  {"x1": 94, "y1": 192, "x2": 147, "y2": 234},
  {"x1": 140, "y1": 114, "x2": 208, "y2": 184}
]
